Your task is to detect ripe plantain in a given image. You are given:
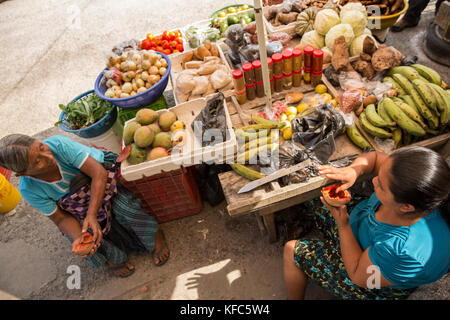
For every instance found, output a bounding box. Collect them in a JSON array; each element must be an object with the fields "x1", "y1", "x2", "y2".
[
  {"x1": 411, "y1": 79, "x2": 438, "y2": 115},
  {"x1": 365, "y1": 104, "x2": 391, "y2": 128},
  {"x1": 383, "y1": 77, "x2": 407, "y2": 96},
  {"x1": 360, "y1": 111, "x2": 393, "y2": 139},
  {"x1": 392, "y1": 73, "x2": 414, "y2": 95},
  {"x1": 391, "y1": 97, "x2": 427, "y2": 129},
  {"x1": 383, "y1": 97, "x2": 426, "y2": 136},
  {"x1": 410, "y1": 87, "x2": 440, "y2": 129},
  {"x1": 346, "y1": 124, "x2": 372, "y2": 150},
  {"x1": 251, "y1": 114, "x2": 285, "y2": 129},
  {"x1": 410, "y1": 64, "x2": 442, "y2": 86},
  {"x1": 230, "y1": 163, "x2": 266, "y2": 180},
  {"x1": 388, "y1": 66, "x2": 420, "y2": 81}
]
